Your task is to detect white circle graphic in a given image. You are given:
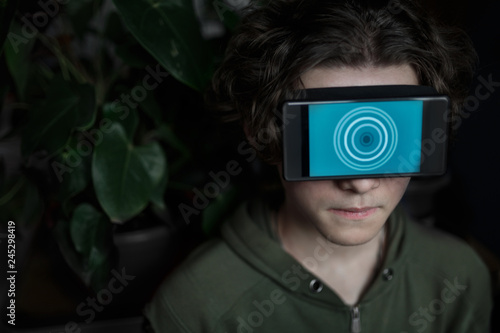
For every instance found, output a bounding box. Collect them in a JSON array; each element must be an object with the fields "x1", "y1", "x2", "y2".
[{"x1": 333, "y1": 107, "x2": 398, "y2": 171}]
